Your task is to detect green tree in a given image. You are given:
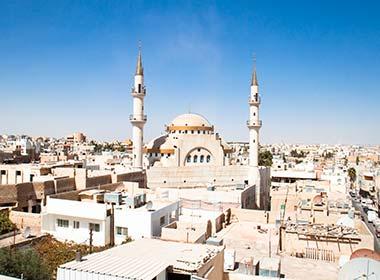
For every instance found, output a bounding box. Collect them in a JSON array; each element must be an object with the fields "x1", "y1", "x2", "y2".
[
  {"x1": 259, "y1": 150, "x2": 273, "y2": 167},
  {"x1": 0, "y1": 210, "x2": 15, "y2": 235},
  {"x1": 0, "y1": 248, "x2": 50, "y2": 280},
  {"x1": 347, "y1": 167, "x2": 357, "y2": 188}
]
